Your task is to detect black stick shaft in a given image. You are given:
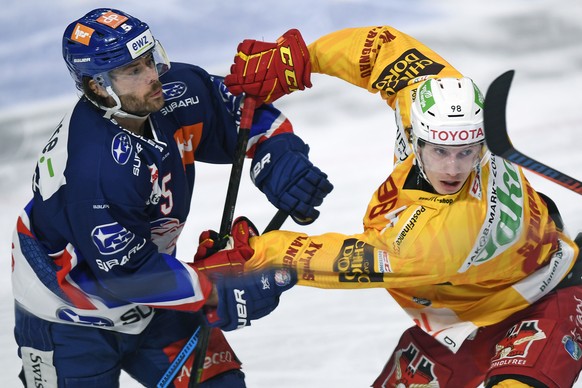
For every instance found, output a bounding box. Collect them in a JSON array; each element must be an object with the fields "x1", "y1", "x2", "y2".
[
  {"x1": 219, "y1": 97, "x2": 257, "y2": 239},
  {"x1": 189, "y1": 97, "x2": 257, "y2": 388}
]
